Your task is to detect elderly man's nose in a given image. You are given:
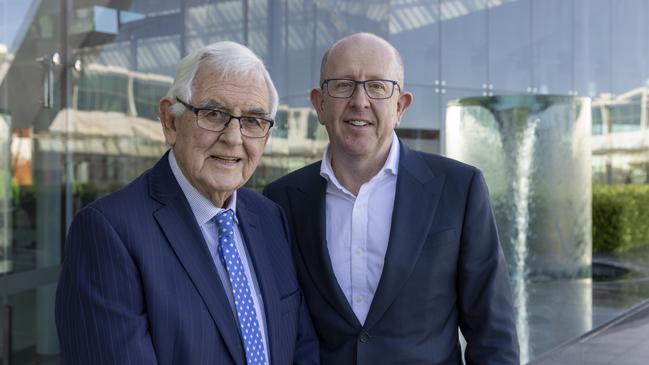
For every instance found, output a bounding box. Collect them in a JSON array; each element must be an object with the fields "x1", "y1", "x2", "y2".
[{"x1": 219, "y1": 119, "x2": 243, "y2": 144}]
